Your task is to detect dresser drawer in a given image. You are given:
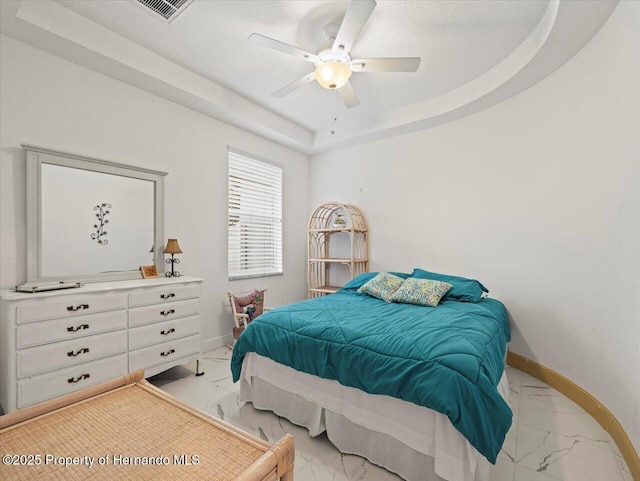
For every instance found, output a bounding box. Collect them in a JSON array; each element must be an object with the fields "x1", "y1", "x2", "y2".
[
  {"x1": 128, "y1": 299, "x2": 199, "y2": 327},
  {"x1": 16, "y1": 293, "x2": 127, "y2": 324},
  {"x1": 129, "y1": 315, "x2": 199, "y2": 351},
  {"x1": 17, "y1": 330, "x2": 127, "y2": 378},
  {"x1": 17, "y1": 310, "x2": 127, "y2": 349},
  {"x1": 129, "y1": 335, "x2": 199, "y2": 373},
  {"x1": 17, "y1": 354, "x2": 127, "y2": 409},
  {"x1": 129, "y1": 283, "x2": 201, "y2": 307}
]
